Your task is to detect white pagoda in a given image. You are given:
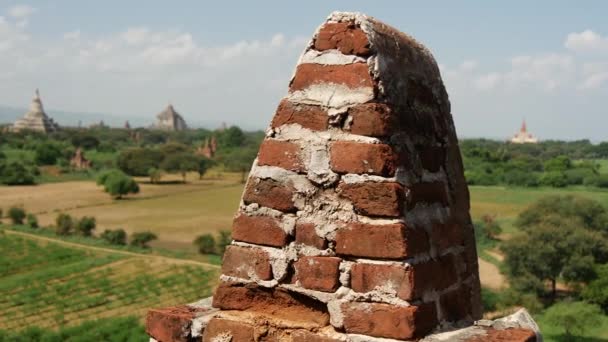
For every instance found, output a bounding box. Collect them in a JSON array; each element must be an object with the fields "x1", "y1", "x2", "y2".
[
  {"x1": 510, "y1": 120, "x2": 538, "y2": 144},
  {"x1": 11, "y1": 89, "x2": 59, "y2": 133}
]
